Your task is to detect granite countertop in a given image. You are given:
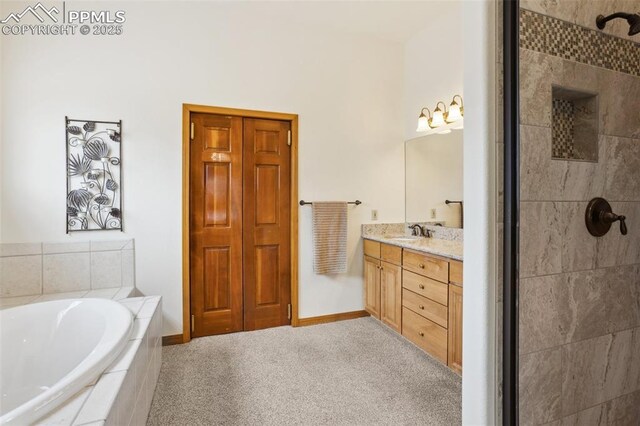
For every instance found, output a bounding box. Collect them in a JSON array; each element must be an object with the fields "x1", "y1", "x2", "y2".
[{"x1": 364, "y1": 234, "x2": 463, "y2": 261}]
